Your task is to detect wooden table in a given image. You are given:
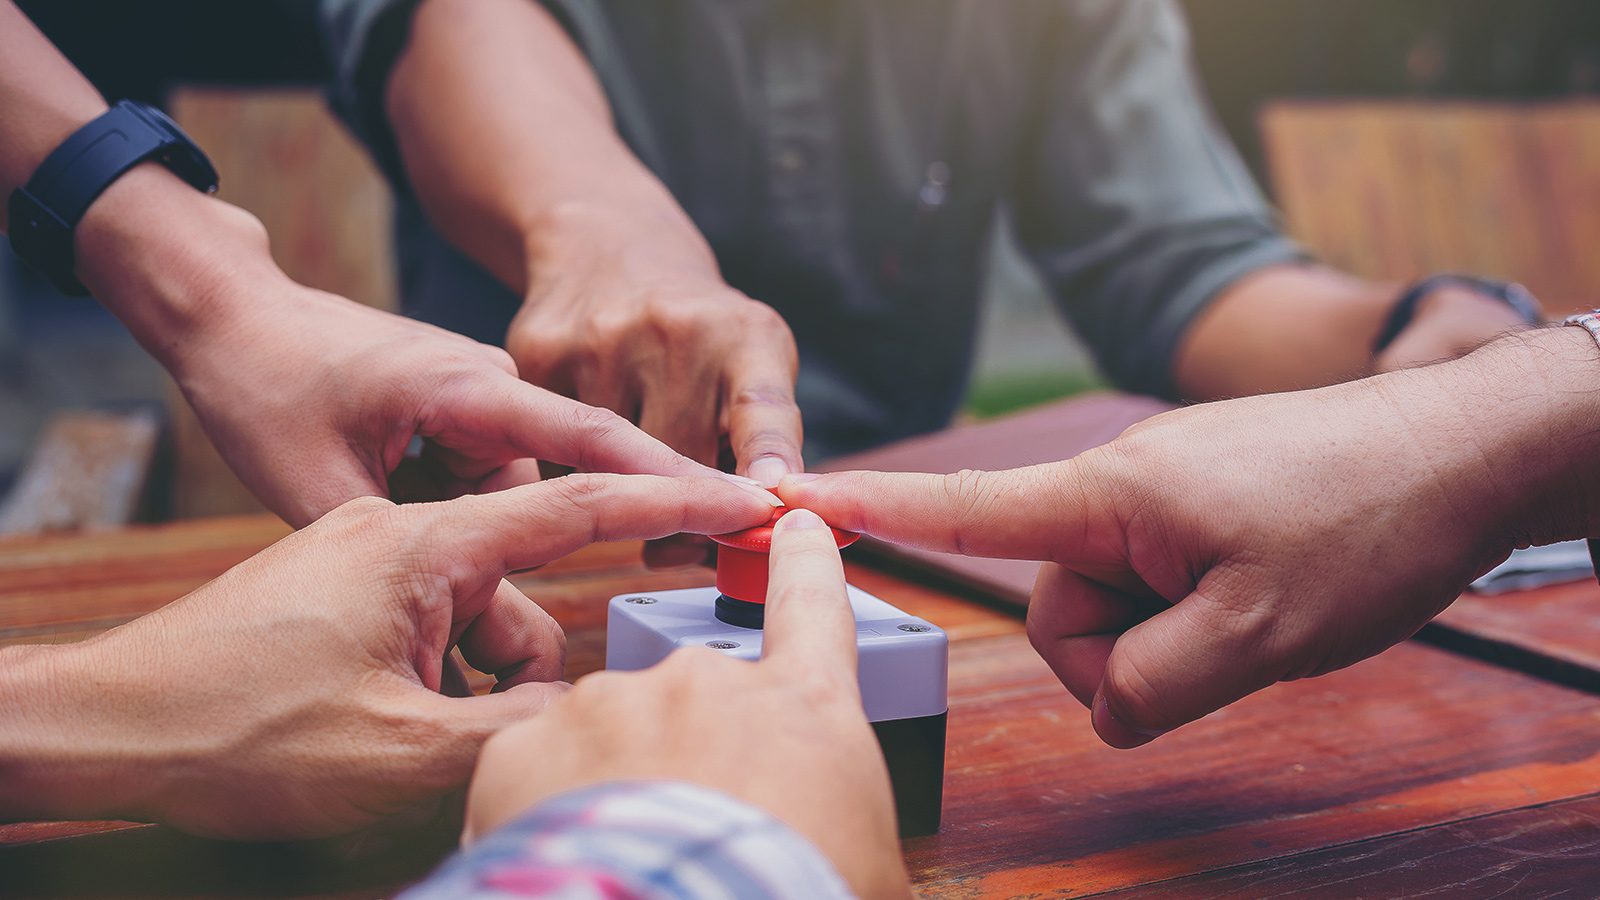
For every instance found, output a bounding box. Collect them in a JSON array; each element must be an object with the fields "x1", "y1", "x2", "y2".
[{"x1": 4, "y1": 515, "x2": 1600, "y2": 898}]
